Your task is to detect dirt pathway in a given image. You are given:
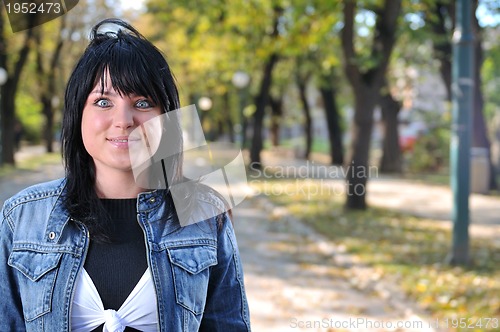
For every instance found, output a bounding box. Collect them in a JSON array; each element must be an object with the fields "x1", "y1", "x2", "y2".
[{"x1": 234, "y1": 197, "x2": 437, "y2": 332}]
